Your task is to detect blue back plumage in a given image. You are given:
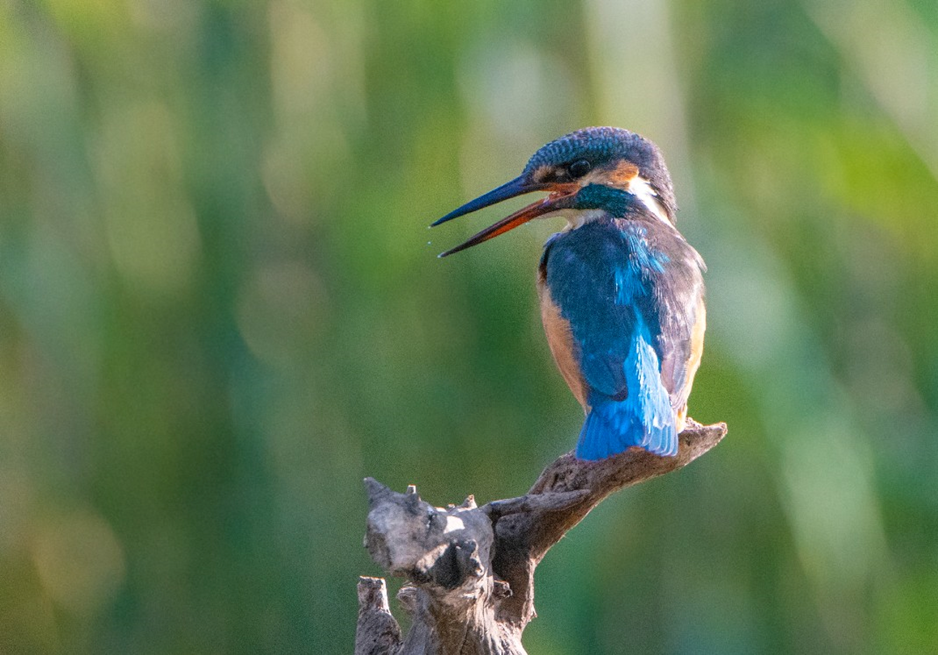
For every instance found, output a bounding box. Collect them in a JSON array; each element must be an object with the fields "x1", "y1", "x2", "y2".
[{"x1": 542, "y1": 212, "x2": 700, "y2": 460}]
